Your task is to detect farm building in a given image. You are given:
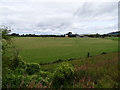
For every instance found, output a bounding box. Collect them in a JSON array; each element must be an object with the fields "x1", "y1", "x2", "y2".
[{"x1": 65, "y1": 35, "x2": 68, "y2": 37}]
